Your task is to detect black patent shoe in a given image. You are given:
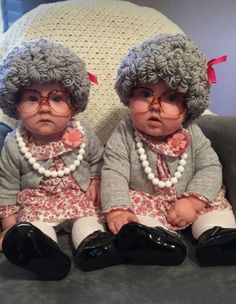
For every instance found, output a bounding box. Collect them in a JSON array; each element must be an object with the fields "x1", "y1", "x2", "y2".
[
  {"x1": 117, "y1": 222, "x2": 187, "y2": 266},
  {"x1": 2, "y1": 222, "x2": 71, "y2": 280},
  {"x1": 196, "y1": 226, "x2": 236, "y2": 266},
  {"x1": 74, "y1": 230, "x2": 126, "y2": 271}
]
